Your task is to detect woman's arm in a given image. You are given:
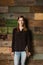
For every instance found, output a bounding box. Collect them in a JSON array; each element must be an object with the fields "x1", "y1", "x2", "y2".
[
  {"x1": 12, "y1": 28, "x2": 15, "y2": 52},
  {"x1": 27, "y1": 29, "x2": 31, "y2": 56}
]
